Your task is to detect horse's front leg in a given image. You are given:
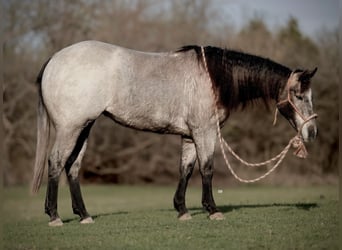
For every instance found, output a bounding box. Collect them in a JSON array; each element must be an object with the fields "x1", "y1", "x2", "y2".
[
  {"x1": 193, "y1": 128, "x2": 225, "y2": 220},
  {"x1": 173, "y1": 137, "x2": 197, "y2": 220}
]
